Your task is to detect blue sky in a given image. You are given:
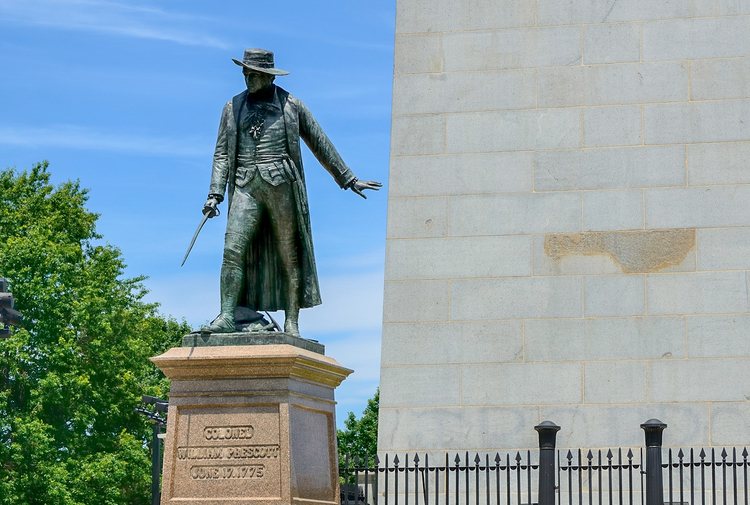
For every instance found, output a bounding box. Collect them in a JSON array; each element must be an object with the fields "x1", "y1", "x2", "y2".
[{"x1": 0, "y1": 0, "x2": 396, "y2": 425}]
